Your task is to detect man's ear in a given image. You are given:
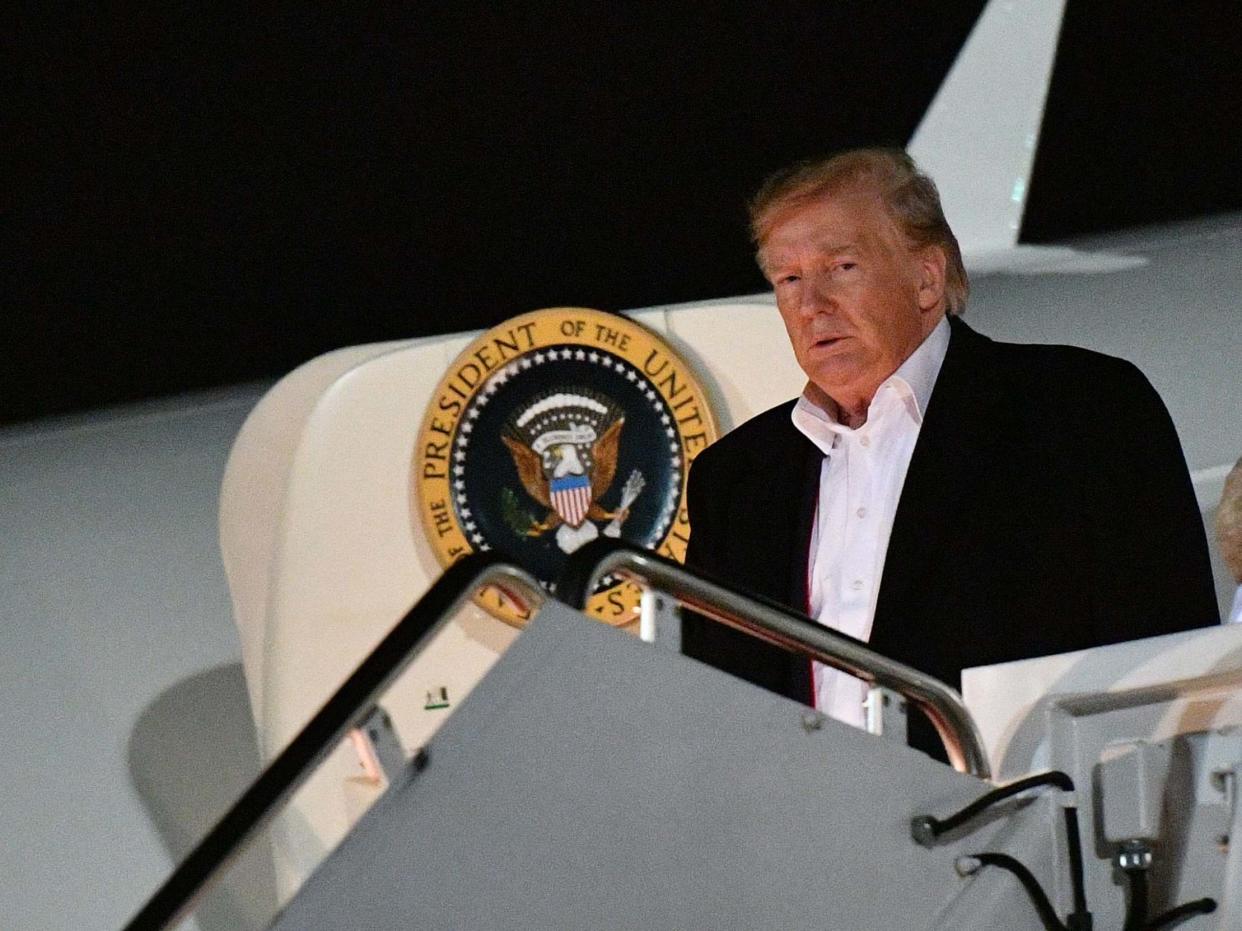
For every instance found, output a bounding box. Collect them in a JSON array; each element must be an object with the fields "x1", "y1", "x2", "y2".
[{"x1": 915, "y1": 246, "x2": 947, "y2": 313}]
